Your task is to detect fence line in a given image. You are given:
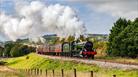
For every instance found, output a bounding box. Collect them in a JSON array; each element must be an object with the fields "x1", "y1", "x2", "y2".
[{"x1": 18, "y1": 68, "x2": 116, "y2": 77}]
